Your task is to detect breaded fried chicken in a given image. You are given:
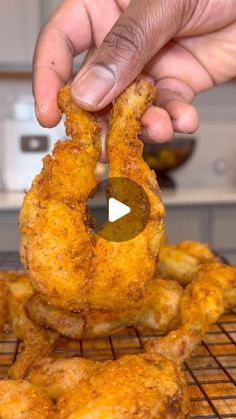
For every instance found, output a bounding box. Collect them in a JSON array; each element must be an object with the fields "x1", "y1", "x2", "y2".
[{"x1": 19, "y1": 80, "x2": 164, "y2": 312}]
